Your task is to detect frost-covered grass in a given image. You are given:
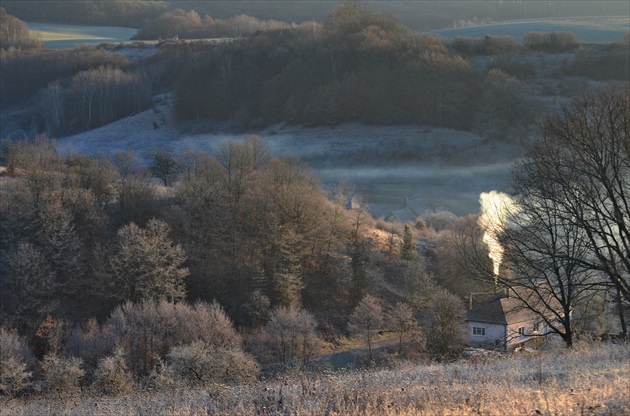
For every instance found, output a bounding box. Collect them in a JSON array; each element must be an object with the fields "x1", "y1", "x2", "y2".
[
  {"x1": 432, "y1": 17, "x2": 630, "y2": 43},
  {"x1": 3, "y1": 342, "x2": 628, "y2": 415}
]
